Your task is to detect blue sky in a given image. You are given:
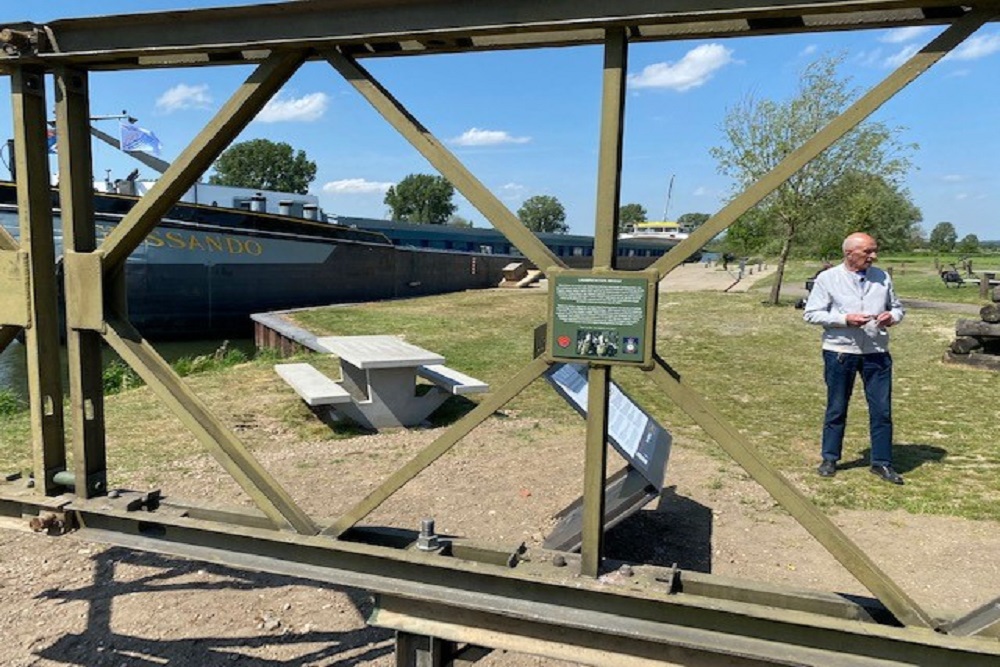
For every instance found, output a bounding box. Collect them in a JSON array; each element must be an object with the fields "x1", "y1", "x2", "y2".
[{"x1": 2, "y1": 1, "x2": 999, "y2": 241}]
